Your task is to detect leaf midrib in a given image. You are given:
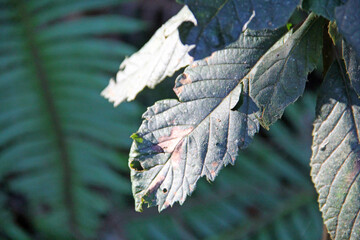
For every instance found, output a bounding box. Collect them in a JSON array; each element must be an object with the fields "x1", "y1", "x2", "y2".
[
  {"x1": 256, "y1": 13, "x2": 319, "y2": 126},
  {"x1": 336, "y1": 54, "x2": 360, "y2": 143},
  {"x1": 192, "y1": 0, "x2": 229, "y2": 54},
  {"x1": 176, "y1": 15, "x2": 319, "y2": 157},
  {"x1": 140, "y1": 33, "x2": 277, "y2": 198},
  {"x1": 14, "y1": 0, "x2": 78, "y2": 237},
  {"x1": 140, "y1": 14, "x2": 319, "y2": 208}
]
